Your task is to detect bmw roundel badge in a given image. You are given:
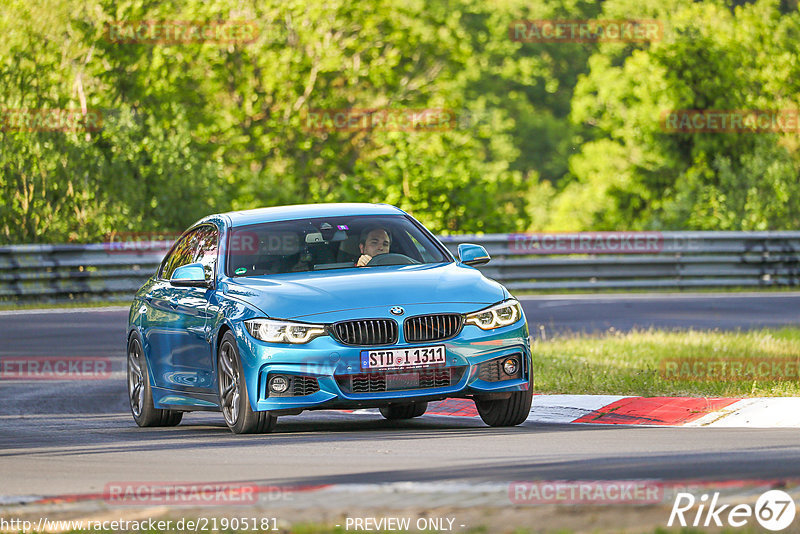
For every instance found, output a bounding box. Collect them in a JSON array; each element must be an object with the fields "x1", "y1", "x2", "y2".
[{"x1": 390, "y1": 306, "x2": 405, "y2": 316}]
